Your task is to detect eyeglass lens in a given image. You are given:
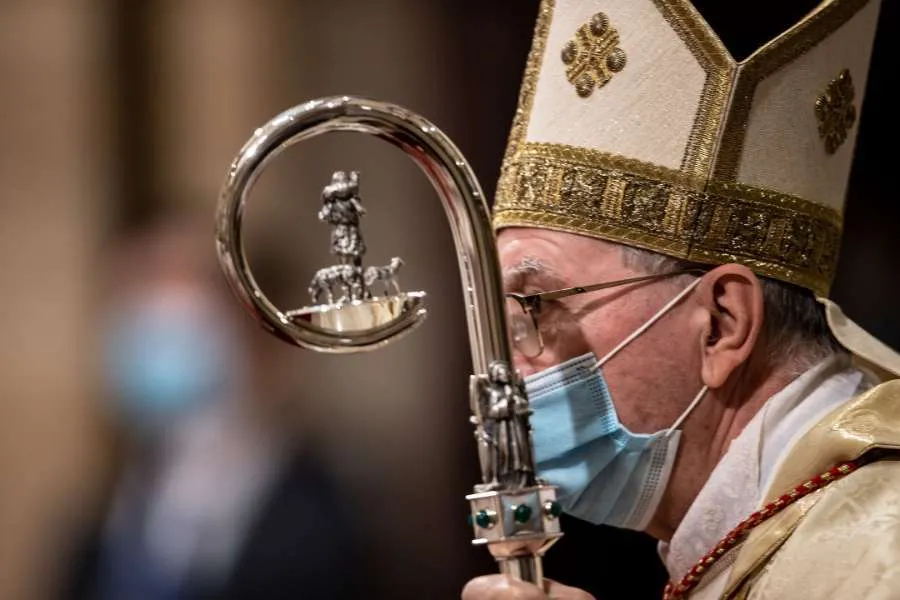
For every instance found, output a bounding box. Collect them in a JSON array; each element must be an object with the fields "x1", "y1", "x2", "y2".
[{"x1": 505, "y1": 296, "x2": 542, "y2": 358}]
